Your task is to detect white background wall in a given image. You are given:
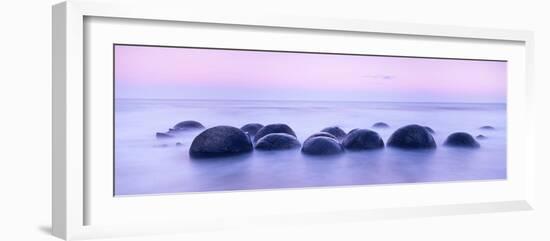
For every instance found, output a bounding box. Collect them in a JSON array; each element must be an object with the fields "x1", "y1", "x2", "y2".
[{"x1": 0, "y1": 0, "x2": 548, "y2": 240}]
